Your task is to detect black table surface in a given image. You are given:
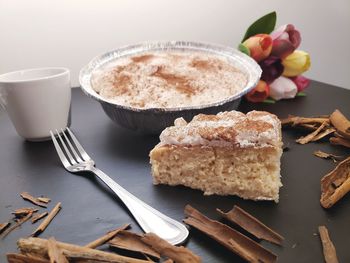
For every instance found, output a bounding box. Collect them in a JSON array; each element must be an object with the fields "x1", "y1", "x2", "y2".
[{"x1": 1, "y1": 81, "x2": 349, "y2": 262}]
